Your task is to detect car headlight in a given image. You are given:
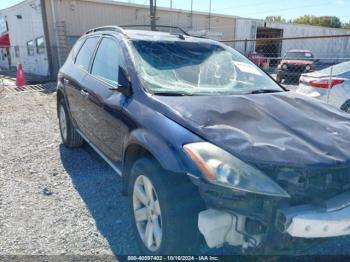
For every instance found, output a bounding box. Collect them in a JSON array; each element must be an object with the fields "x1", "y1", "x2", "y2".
[
  {"x1": 305, "y1": 65, "x2": 311, "y2": 71},
  {"x1": 184, "y1": 142, "x2": 290, "y2": 198},
  {"x1": 282, "y1": 64, "x2": 288, "y2": 70}
]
